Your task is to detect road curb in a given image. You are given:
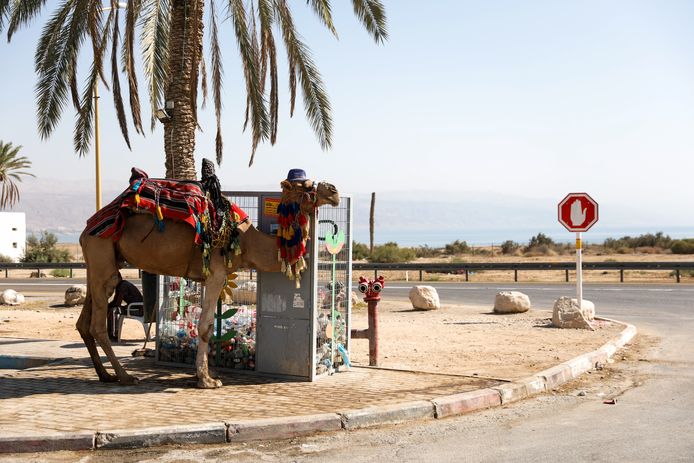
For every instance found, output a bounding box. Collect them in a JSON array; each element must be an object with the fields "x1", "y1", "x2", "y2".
[
  {"x1": 227, "y1": 414, "x2": 342, "y2": 441},
  {"x1": 340, "y1": 401, "x2": 435, "y2": 429},
  {"x1": 432, "y1": 388, "x2": 502, "y2": 418},
  {"x1": 95, "y1": 423, "x2": 227, "y2": 449},
  {"x1": 0, "y1": 433, "x2": 94, "y2": 453},
  {"x1": 0, "y1": 319, "x2": 637, "y2": 453}
]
